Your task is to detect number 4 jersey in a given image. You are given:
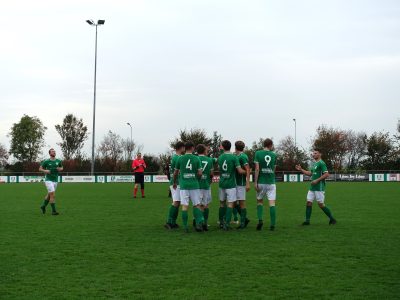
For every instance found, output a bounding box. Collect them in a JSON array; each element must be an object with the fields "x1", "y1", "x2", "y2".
[
  {"x1": 175, "y1": 154, "x2": 202, "y2": 190},
  {"x1": 254, "y1": 150, "x2": 277, "y2": 184}
]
